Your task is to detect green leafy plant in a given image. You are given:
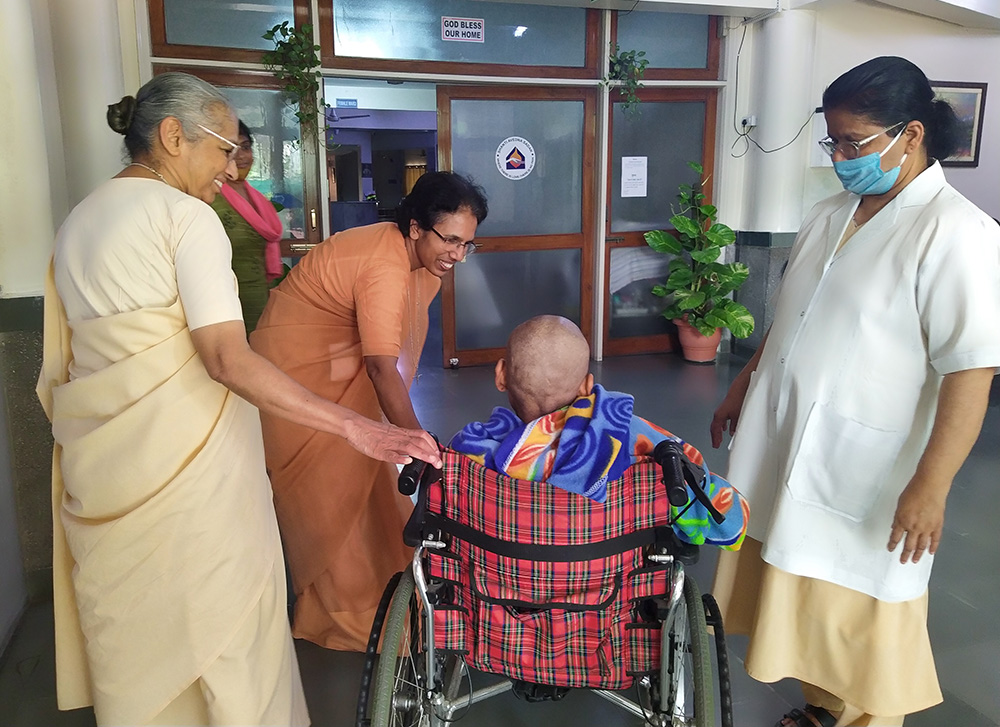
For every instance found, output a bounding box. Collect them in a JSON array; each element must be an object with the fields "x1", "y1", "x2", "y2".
[
  {"x1": 262, "y1": 22, "x2": 327, "y2": 144},
  {"x1": 644, "y1": 161, "x2": 755, "y2": 339},
  {"x1": 602, "y1": 44, "x2": 648, "y2": 117}
]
